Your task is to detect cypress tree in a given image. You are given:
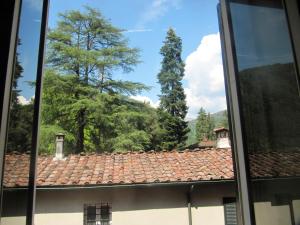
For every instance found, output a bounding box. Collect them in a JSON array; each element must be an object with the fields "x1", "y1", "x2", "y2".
[
  {"x1": 196, "y1": 107, "x2": 215, "y2": 142},
  {"x1": 157, "y1": 28, "x2": 189, "y2": 150}
]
